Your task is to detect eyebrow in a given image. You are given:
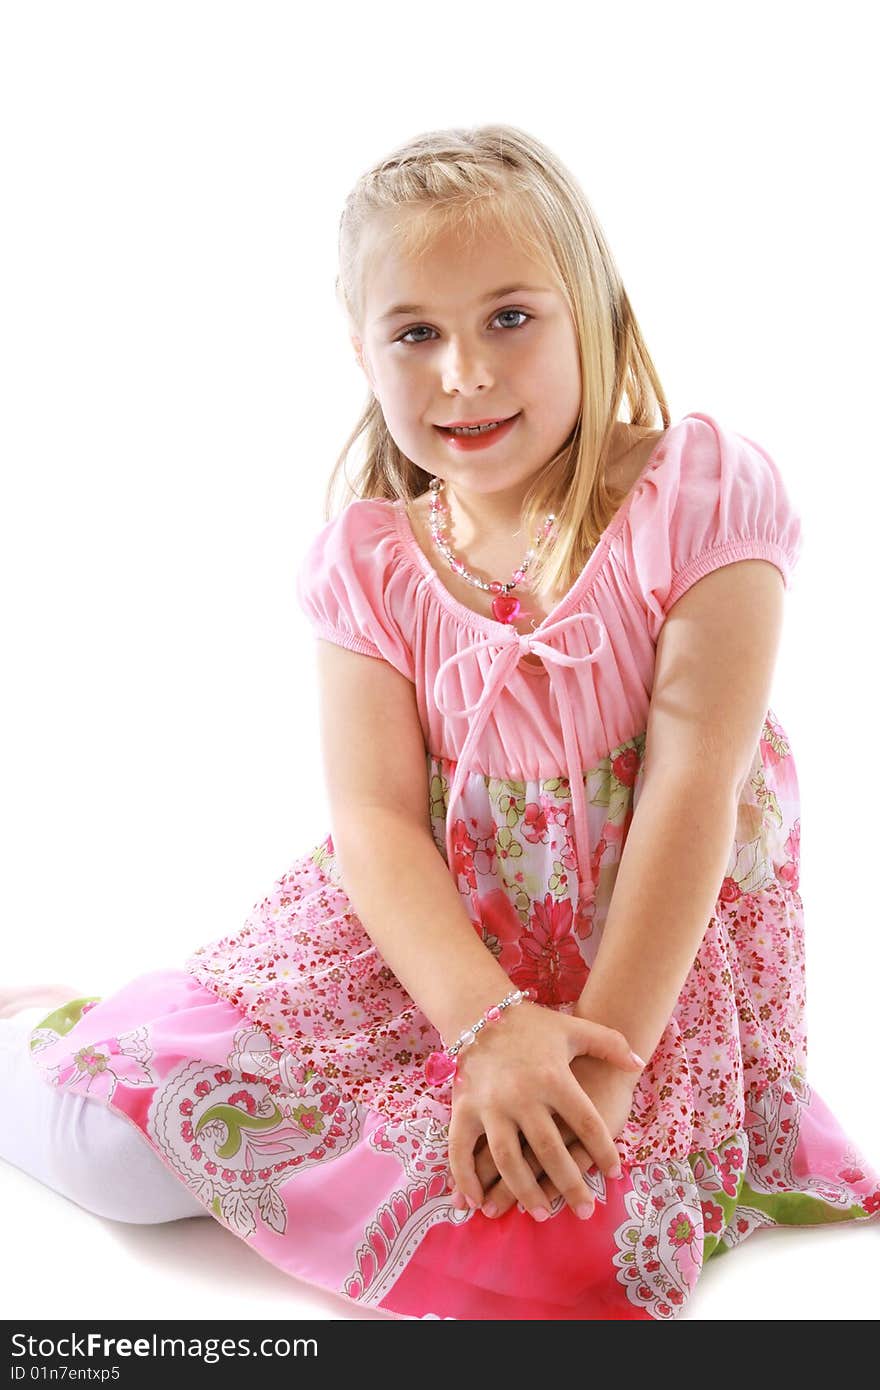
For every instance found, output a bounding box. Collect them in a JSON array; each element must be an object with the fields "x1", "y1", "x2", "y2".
[{"x1": 377, "y1": 284, "x2": 554, "y2": 322}]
